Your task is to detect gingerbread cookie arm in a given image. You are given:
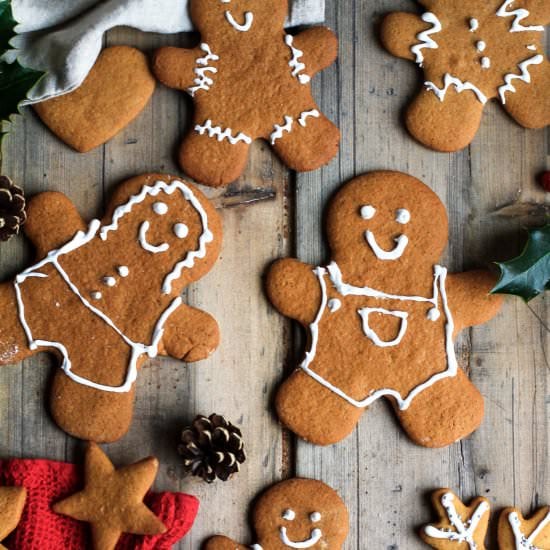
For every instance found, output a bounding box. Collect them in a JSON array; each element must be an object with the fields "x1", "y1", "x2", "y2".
[
  {"x1": 406, "y1": 88, "x2": 485, "y2": 152},
  {"x1": 203, "y1": 536, "x2": 247, "y2": 550},
  {"x1": 446, "y1": 271, "x2": 503, "y2": 334},
  {"x1": 498, "y1": 506, "x2": 550, "y2": 549},
  {"x1": 153, "y1": 46, "x2": 206, "y2": 91},
  {"x1": 266, "y1": 258, "x2": 322, "y2": 326},
  {"x1": 380, "y1": 13, "x2": 431, "y2": 61},
  {"x1": 292, "y1": 27, "x2": 338, "y2": 76},
  {"x1": 501, "y1": 59, "x2": 550, "y2": 129},
  {"x1": 159, "y1": 304, "x2": 220, "y2": 362},
  {"x1": 24, "y1": 192, "x2": 86, "y2": 259}
]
